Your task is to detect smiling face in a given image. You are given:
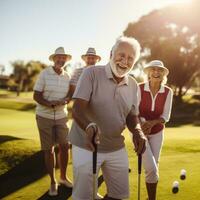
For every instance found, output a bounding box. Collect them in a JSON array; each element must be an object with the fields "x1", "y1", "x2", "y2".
[
  {"x1": 148, "y1": 66, "x2": 165, "y2": 83},
  {"x1": 53, "y1": 54, "x2": 67, "y2": 68},
  {"x1": 110, "y1": 42, "x2": 135, "y2": 78},
  {"x1": 84, "y1": 55, "x2": 99, "y2": 66}
]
